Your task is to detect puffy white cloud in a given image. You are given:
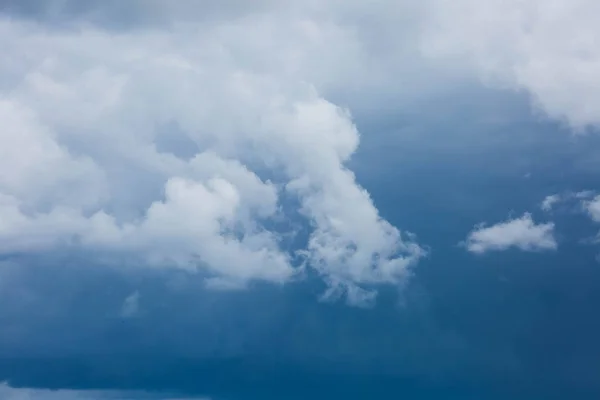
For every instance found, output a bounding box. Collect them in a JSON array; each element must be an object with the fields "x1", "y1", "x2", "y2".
[
  {"x1": 464, "y1": 213, "x2": 557, "y2": 254},
  {"x1": 421, "y1": 0, "x2": 600, "y2": 130},
  {"x1": 0, "y1": 4, "x2": 428, "y2": 304}
]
